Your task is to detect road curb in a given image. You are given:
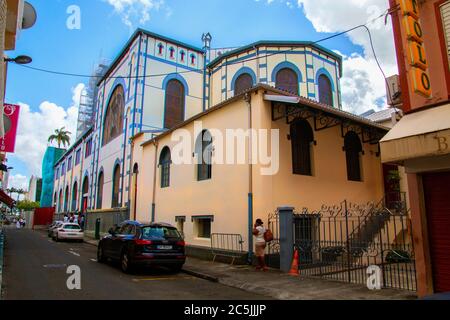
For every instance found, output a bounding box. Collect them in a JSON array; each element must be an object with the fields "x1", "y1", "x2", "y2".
[
  {"x1": 181, "y1": 268, "x2": 219, "y2": 283},
  {"x1": 83, "y1": 239, "x2": 98, "y2": 247}
]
